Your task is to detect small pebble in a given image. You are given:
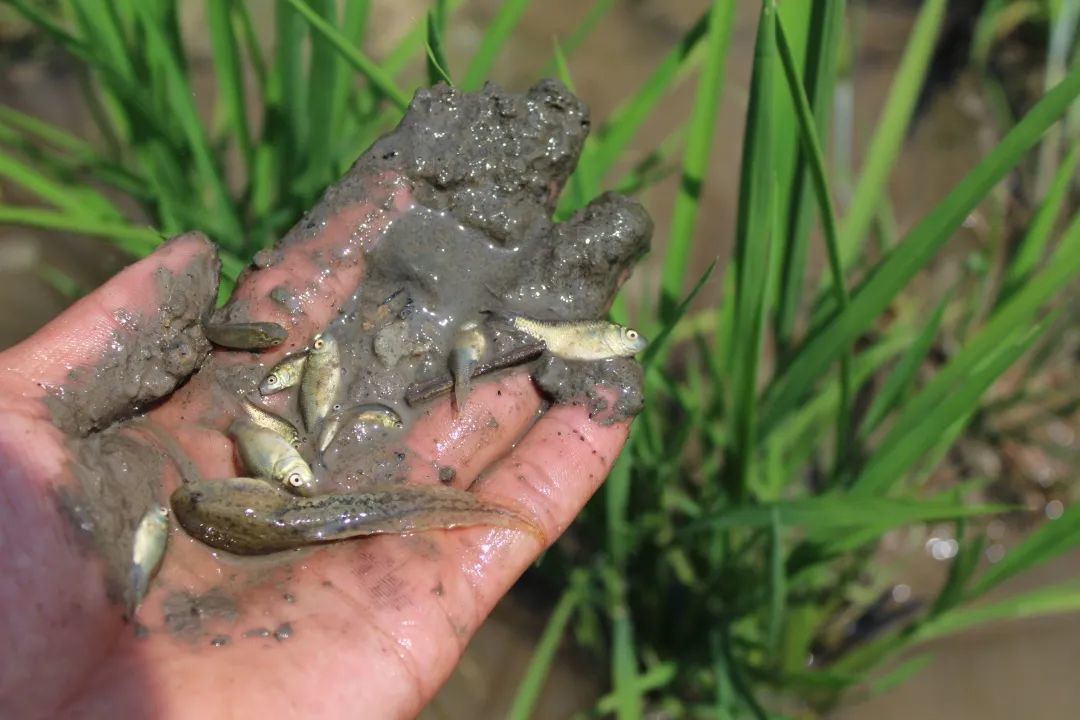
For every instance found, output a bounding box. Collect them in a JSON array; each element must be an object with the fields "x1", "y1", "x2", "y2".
[
  {"x1": 210, "y1": 634, "x2": 231, "y2": 647},
  {"x1": 283, "y1": 592, "x2": 296, "y2": 604},
  {"x1": 243, "y1": 627, "x2": 271, "y2": 639},
  {"x1": 274, "y1": 622, "x2": 293, "y2": 642},
  {"x1": 438, "y1": 466, "x2": 457, "y2": 484}
]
